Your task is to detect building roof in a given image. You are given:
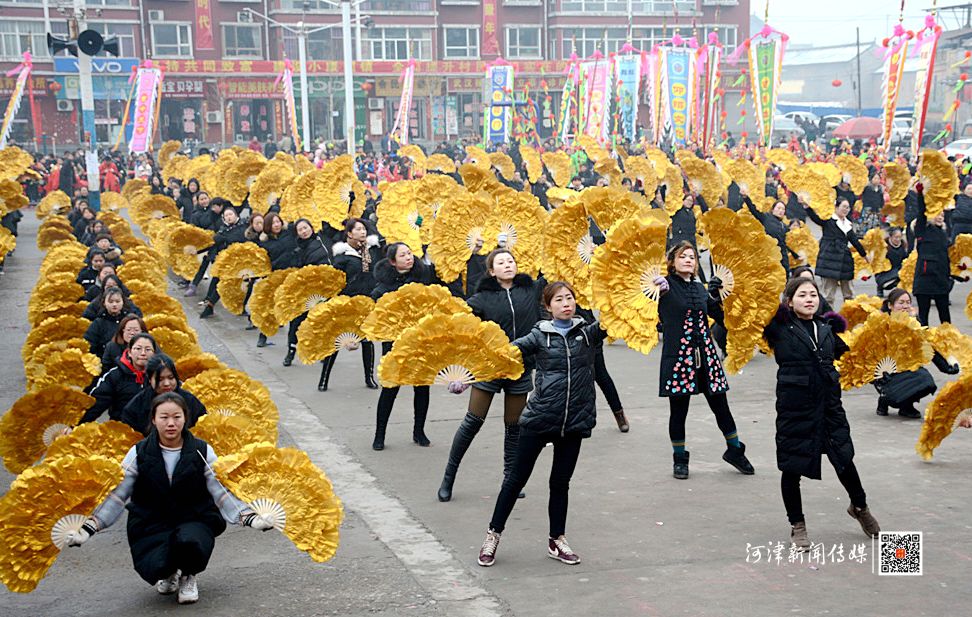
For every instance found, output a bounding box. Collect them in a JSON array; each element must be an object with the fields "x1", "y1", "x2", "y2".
[{"x1": 784, "y1": 44, "x2": 872, "y2": 67}]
